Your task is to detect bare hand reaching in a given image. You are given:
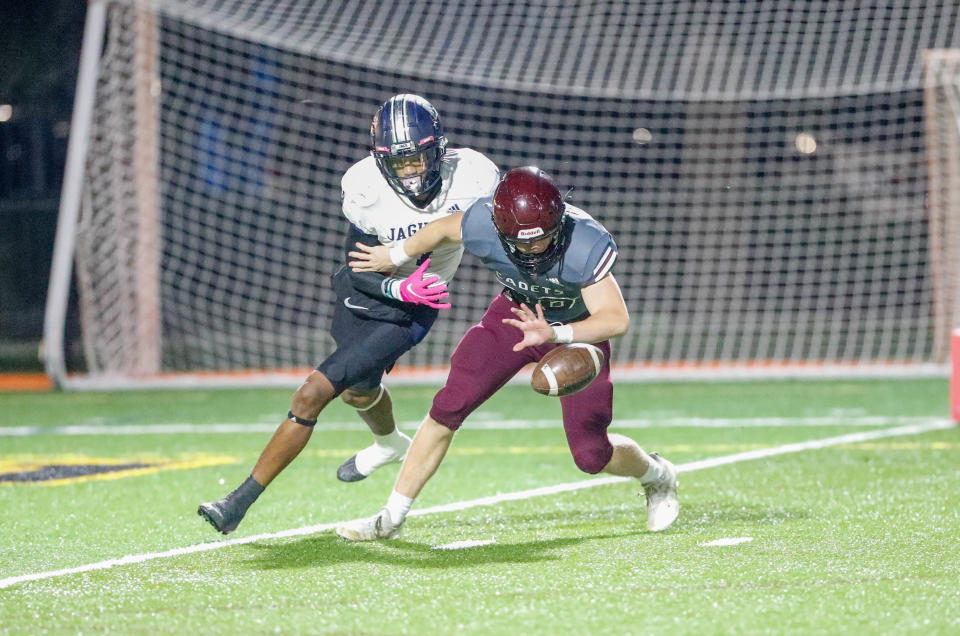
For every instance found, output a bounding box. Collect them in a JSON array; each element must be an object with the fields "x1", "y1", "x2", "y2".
[
  {"x1": 501, "y1": 303, "x2": 554, "y2": 352},
  {"x1": 349, "y1": 243, "x2": 395, "y2": 273}
]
